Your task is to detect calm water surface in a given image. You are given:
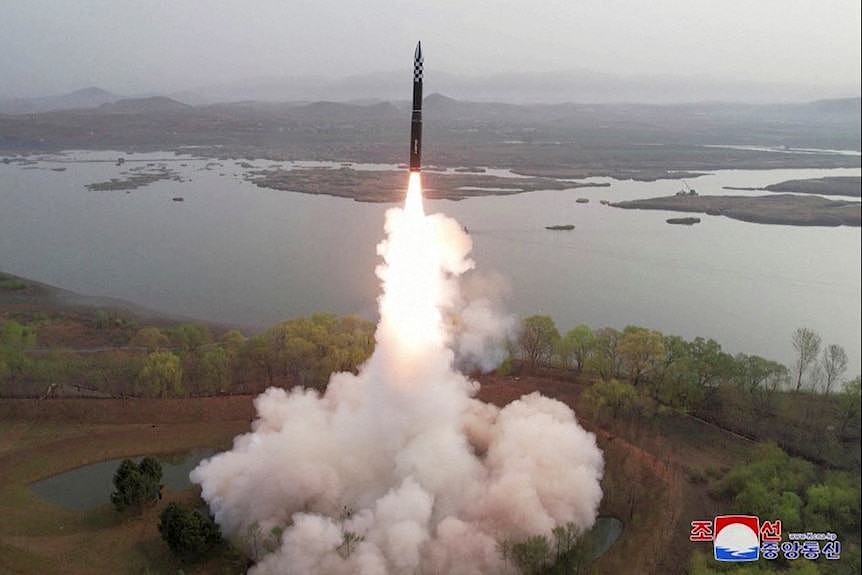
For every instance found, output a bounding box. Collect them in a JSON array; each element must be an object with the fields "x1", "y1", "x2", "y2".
[
  {"x1": 1, "y1": 151, "x2": 859, "y2": 372},
  {"x1": 29, "y1": 448, "x2": 214, "y2": 511}
]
